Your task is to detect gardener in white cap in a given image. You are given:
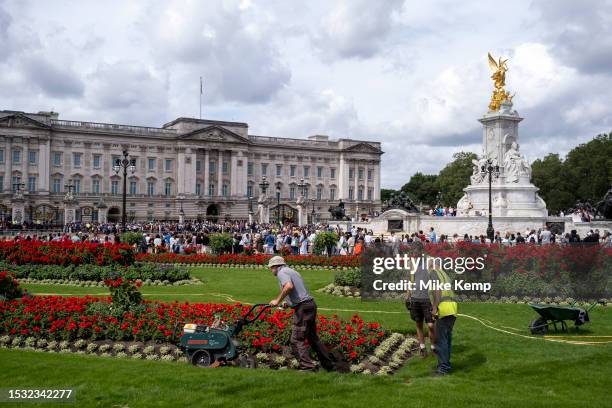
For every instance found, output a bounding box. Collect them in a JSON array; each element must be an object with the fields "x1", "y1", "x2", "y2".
[{"x1": 268, "y1": 255, "x2": 335, "y2": 372}]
